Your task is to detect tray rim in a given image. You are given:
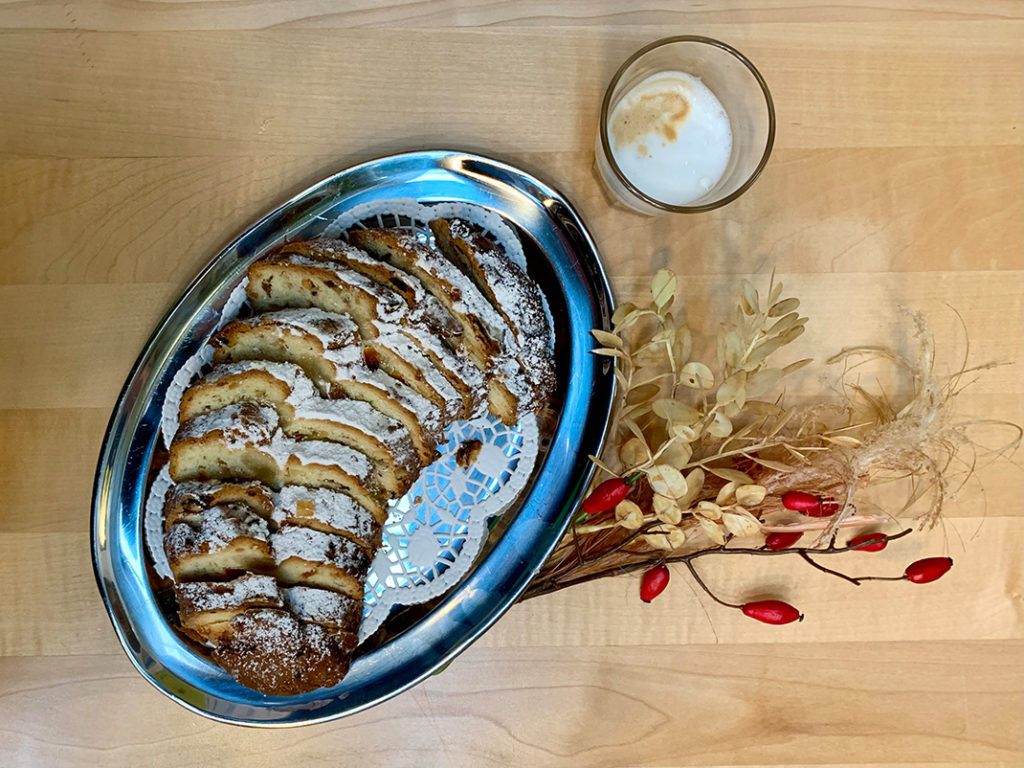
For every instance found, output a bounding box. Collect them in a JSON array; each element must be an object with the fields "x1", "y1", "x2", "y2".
[{"x1": 91, "y1": 149, "x2": 616, "y2": 725}]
